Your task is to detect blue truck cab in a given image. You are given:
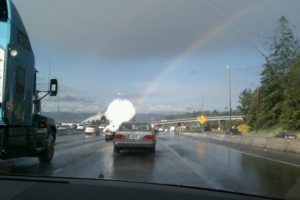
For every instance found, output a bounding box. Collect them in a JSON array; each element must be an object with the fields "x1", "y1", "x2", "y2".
[{"x1": 0, "y1": 0, "x2": 58, "y2": 163}]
